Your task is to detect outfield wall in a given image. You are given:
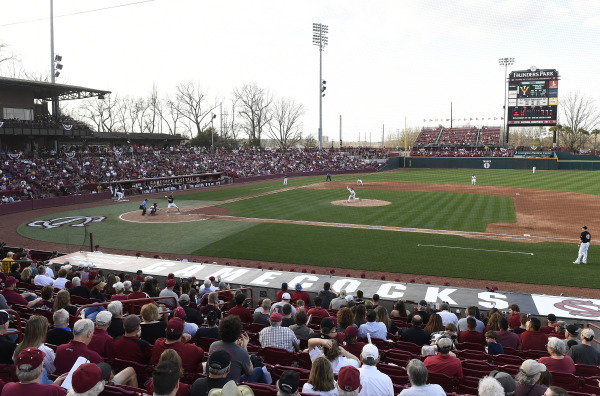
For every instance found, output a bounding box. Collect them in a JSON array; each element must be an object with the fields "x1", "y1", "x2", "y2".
[{"x1": 403, "y1": 157, "x2": 558, "y2": 170}]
